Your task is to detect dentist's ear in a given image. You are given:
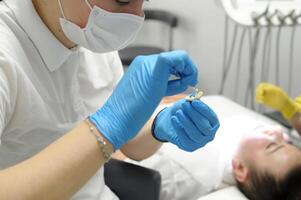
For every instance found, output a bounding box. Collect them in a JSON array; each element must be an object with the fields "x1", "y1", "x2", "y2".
[{"x1": 232, "y1": 158, "x2": 249, "y2": 183}]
